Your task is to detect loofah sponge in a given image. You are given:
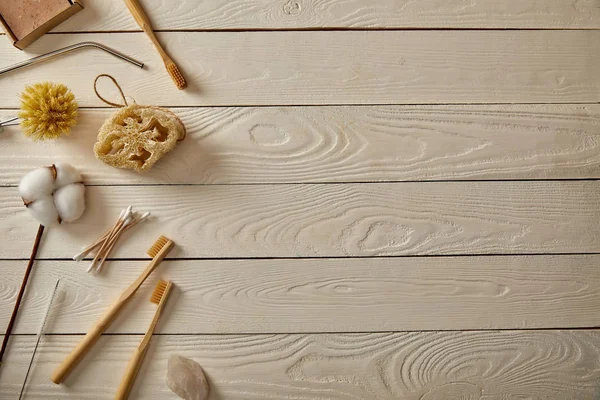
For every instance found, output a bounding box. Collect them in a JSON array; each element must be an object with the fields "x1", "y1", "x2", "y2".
[
  {"x1": 93, "y1": 104, "x2": 185, "y2": 172},
  {"x1": 18, "y1": 82, "x2": 78, "y2": 140},
  {"x1": 19, "y1": 163, "x2": 86, "y2": 227}
]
